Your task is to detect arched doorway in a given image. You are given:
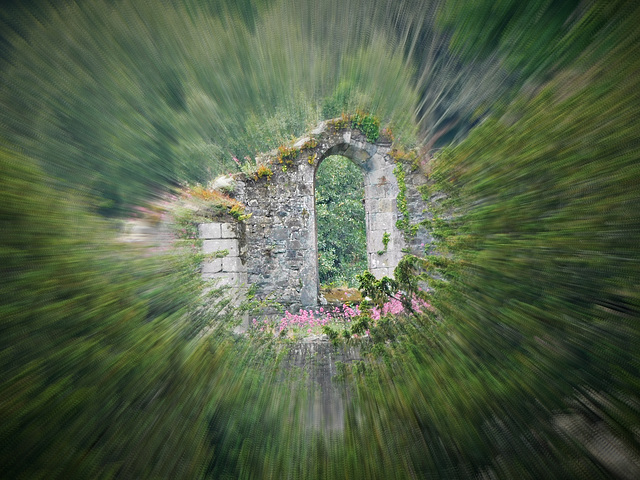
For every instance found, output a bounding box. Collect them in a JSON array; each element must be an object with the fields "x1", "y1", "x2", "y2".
[
  {"x1": 308, "y1": 141, "x2": 404, "y2": 305},
  {"x1": 314, "y1": 155, "x2": 367, "y2": 288}
]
